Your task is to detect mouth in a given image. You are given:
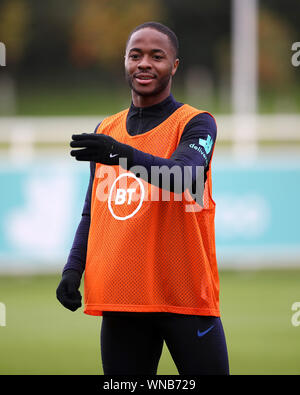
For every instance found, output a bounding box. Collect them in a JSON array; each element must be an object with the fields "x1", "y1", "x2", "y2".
[{"x1": 134, "y1": 73, "x2": 156, "y2": 85}]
